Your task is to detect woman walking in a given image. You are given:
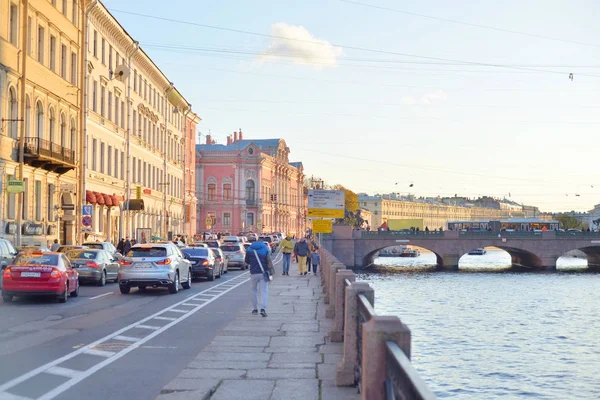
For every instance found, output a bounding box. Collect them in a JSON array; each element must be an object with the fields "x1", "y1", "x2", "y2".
[{"x1": 245, "y1": 239, "x2": 273, "y2": 317}]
